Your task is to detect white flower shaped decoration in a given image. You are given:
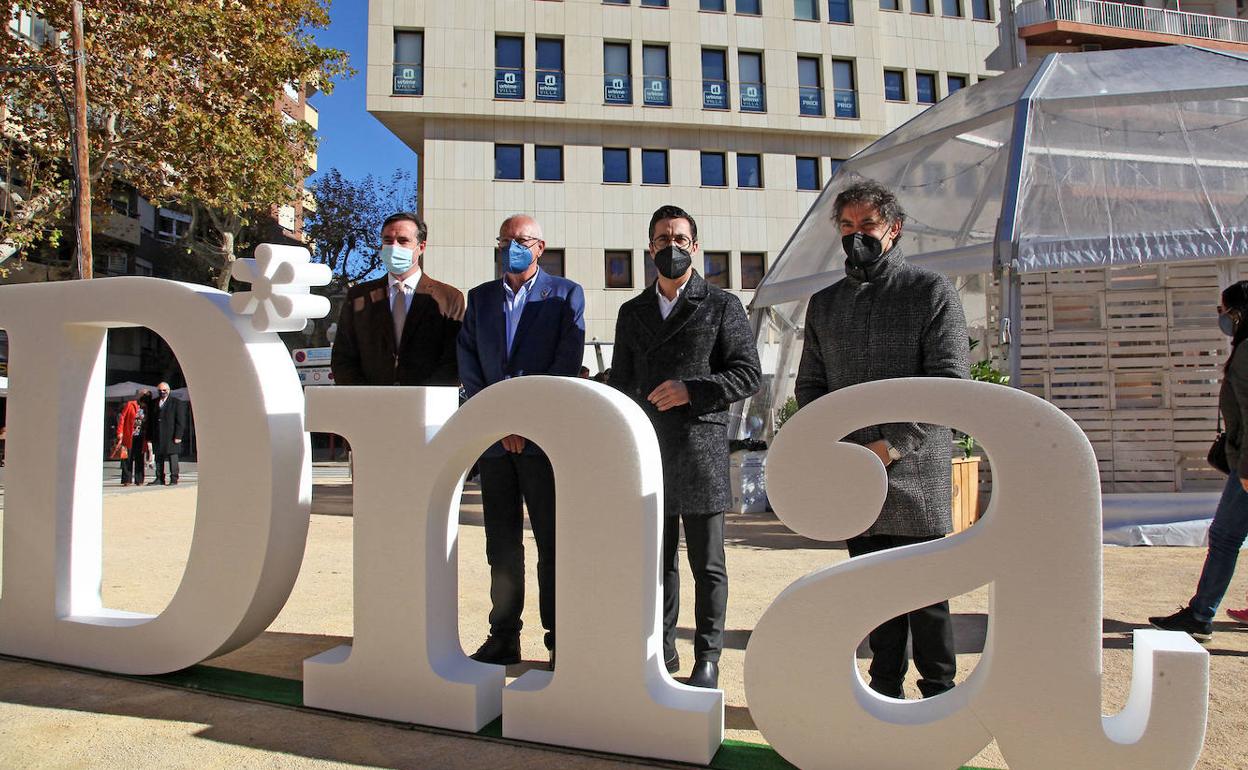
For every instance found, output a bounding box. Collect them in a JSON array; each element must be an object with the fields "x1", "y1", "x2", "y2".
[{"x1": 229, "y1": 244, "x2": 332, "y2": 333}]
